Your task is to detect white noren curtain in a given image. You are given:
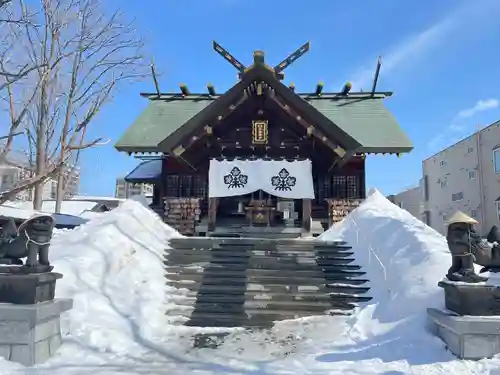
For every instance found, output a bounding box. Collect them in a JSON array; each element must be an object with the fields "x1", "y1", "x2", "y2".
[{"x1": 208, "y1": 159, "x2": 315, "y2": 199}]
